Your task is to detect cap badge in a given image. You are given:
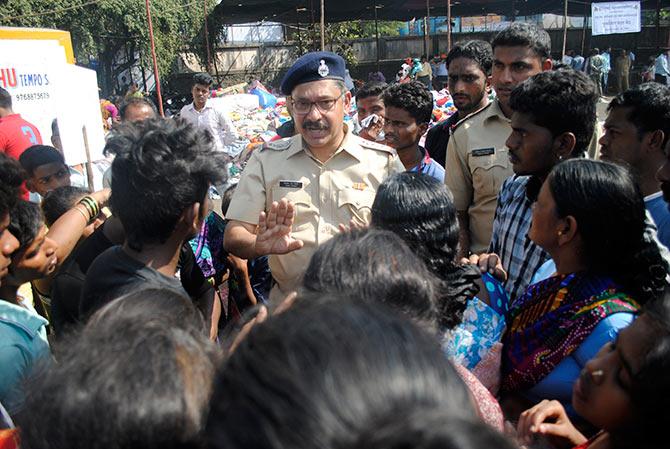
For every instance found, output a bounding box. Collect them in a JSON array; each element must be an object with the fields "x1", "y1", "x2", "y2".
[{"x1": 318, "y1": 59, "x2": 329, "y2": 77}]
